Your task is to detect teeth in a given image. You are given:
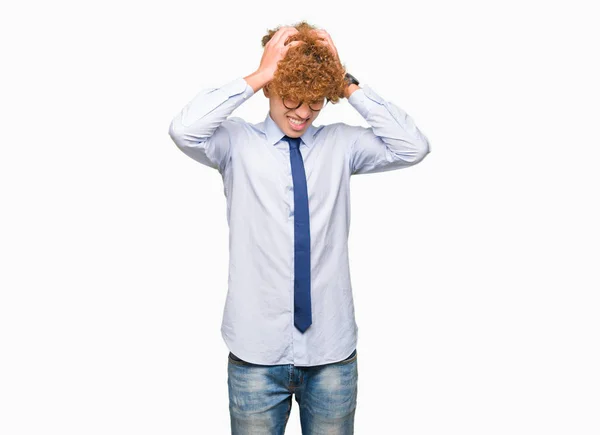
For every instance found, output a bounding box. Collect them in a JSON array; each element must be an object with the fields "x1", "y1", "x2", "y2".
[{"x1": 289, "y1": 118, "x2": 306, "y2": 125}]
